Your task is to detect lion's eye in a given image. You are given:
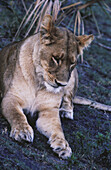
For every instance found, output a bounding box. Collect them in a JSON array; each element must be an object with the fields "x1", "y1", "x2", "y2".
[
  {"x1": 70, "y1": 62, "x2": 76, "y2": 71},
  {"x1": 52, "y1": 56, "x2": 60, "y2": 66}
]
